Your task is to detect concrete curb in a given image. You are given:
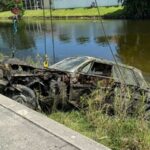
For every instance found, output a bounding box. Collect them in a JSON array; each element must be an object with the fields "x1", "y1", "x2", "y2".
[{"x1": 0, "y1": 94, "x2": 111, "y2": 150}]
